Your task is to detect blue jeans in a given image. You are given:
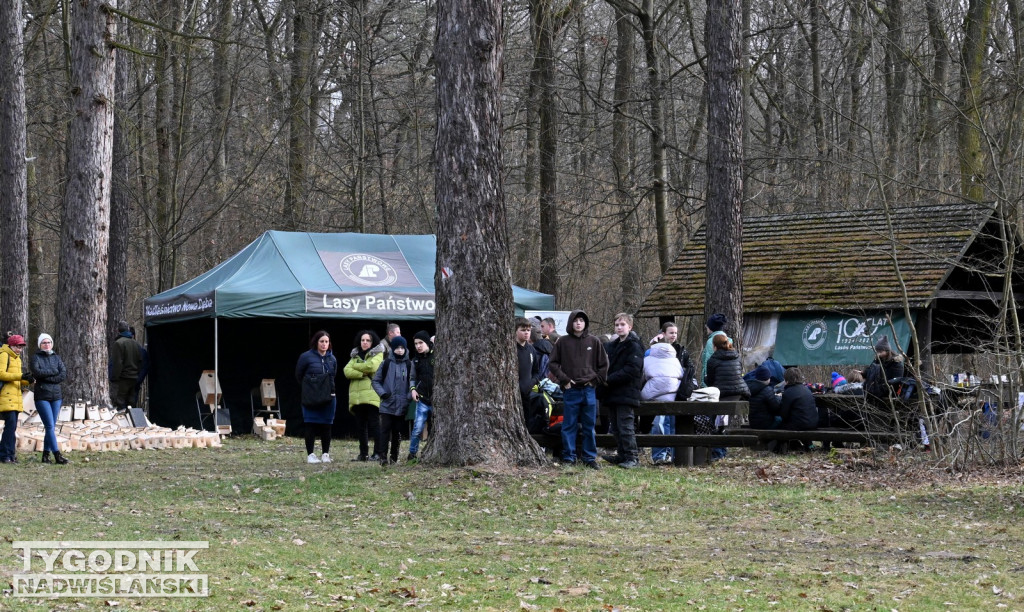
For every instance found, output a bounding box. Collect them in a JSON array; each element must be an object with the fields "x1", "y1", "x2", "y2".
[
  {"x1": 560, "y1": 386, "x2": 597, "y2": 463},
  {"x1": 408, "y1": 401, "x2": 432, "y2": 456},
  {"x1": 35, "y1": 399, "x2": 62, "y2": 452},
  {"x1": 651, "y1": 415, "x2": 675, "y2": 462},
  {"x1": 0, "y1": 411, "x2": 17, "y2": 460}
]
